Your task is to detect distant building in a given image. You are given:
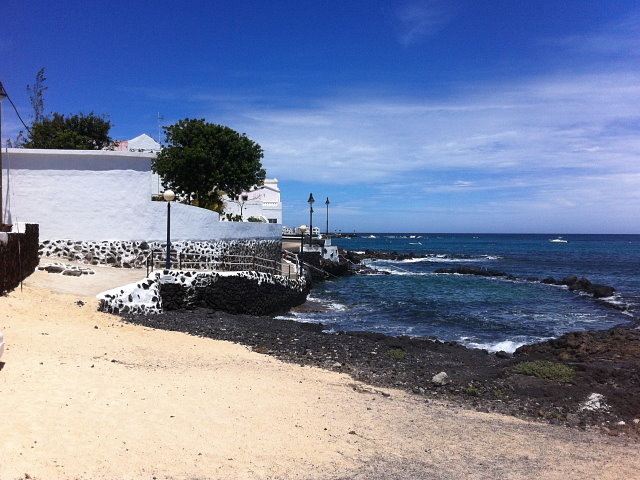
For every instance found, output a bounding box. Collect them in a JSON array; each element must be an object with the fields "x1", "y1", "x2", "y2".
[
  {"x1": 222, "y1": 179, "x2": 282, "y2": 224},
  {"x1": 114, "y1": 133, "x2": 161, "y2": 153},
  {"x1": 283, "y1": 226, "x2": 321, "y2": 236}
]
